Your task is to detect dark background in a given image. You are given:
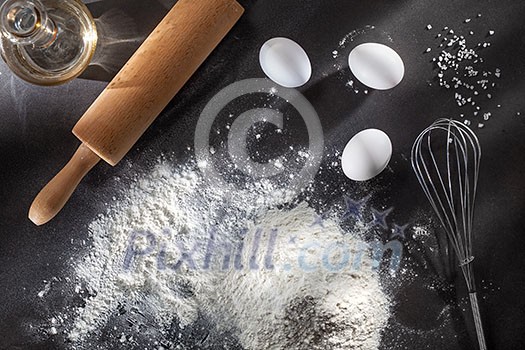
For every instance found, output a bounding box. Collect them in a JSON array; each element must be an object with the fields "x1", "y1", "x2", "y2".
[{"x1": 0, "y1": 0, "x2": 524, "y2": 349}]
